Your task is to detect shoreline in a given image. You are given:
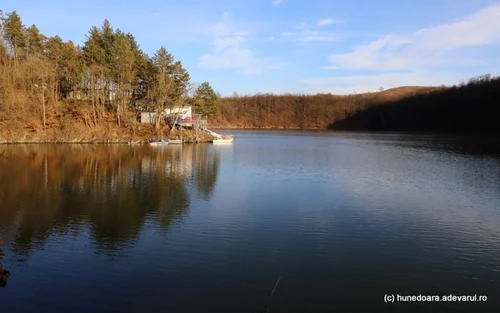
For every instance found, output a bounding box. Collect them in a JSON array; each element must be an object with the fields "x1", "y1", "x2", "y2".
[{"x1": 2, "y1": 128, "x2": 498, "y2": 144}]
